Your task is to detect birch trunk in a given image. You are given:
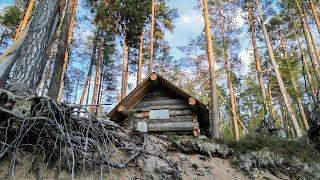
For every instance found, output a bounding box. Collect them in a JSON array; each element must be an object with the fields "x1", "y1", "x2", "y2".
[
  {"x1": 255, "y1": 0, "x2": 302, "y2": 137},
  {"x1": 8, "y1": 0, "x2": 60, "y2": 94},
  {"x1": 218, "y1": 7, "x2": 239, "y2": 140},
  {"x1": 202, "y1": 0, "x2": 220, "y2": 138},
  {"x1": 48, "y1": 0, "x2": 78, "y2": 100},
  {"x1": 149, "y1": 0, "x2": 155, "y2": 74},
  {"x1": 137, "y1": 31, "x2": 144, "y2": 86}
]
